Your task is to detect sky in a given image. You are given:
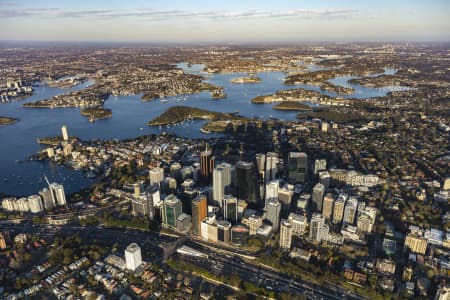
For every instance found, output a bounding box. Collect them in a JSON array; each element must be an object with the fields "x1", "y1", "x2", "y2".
[{"x1": 0, "y1": 0, "x2": 449, "y2": 43}]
